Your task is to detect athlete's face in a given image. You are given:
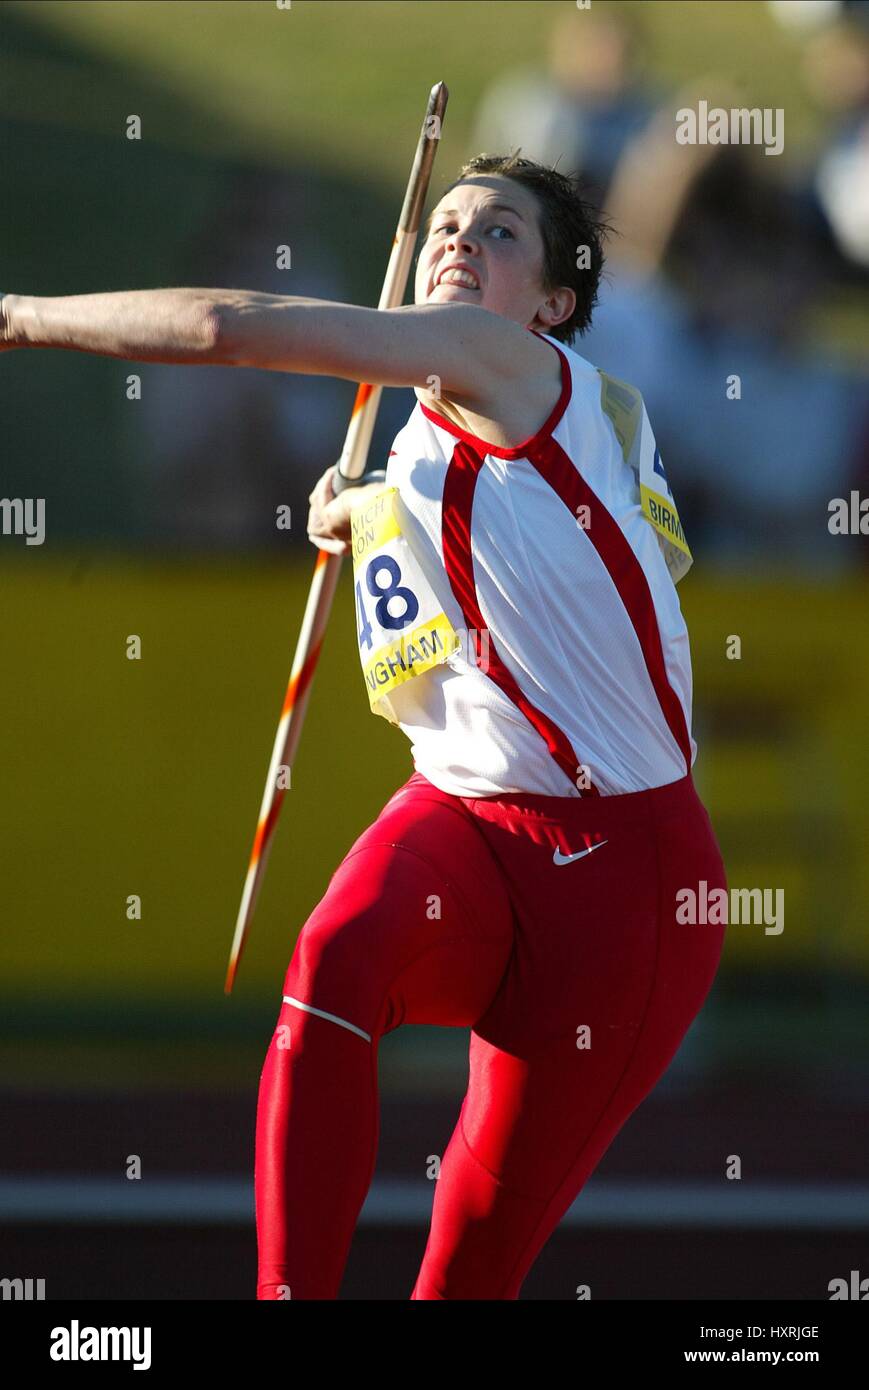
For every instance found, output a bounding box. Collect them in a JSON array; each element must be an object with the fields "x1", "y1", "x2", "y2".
[{"x1": 415, "y1": 175, "x2": 575, "y2": 335}]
